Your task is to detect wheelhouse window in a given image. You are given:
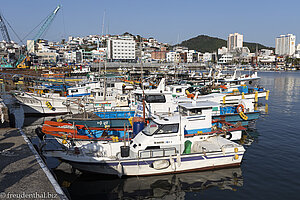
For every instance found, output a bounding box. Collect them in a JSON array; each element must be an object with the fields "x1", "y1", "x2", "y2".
[
  {"x1": 107, "y1": 83, "x2": 115, "y2": 88},
  {"x1": 135, "y1": 94, "x2": 143, "y2": 102},
  {"x1": 142, "y1": 122, "x2": 179, "y2": 136},
  {"x1": 145, "y1": 94, "x2": 166, "y2": 103},
  {"x1": 179, "y1": 106, "x2": 188, "y2": 116},
  {"x1": 189, "y1": 108, "x2": 202, "y2": 116},
  {"x1": 71, "y1": 89, "x2": 78, "y2": 93},
  {"x1": 176, "y1": 88, "x2": 182, "y2": 93},
  {"x1": 142, "y1": 121, "x2": 159, "y2": 136},
  {"x1": 156, "y1": 124, "x2": 179, "y2": 134}
]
